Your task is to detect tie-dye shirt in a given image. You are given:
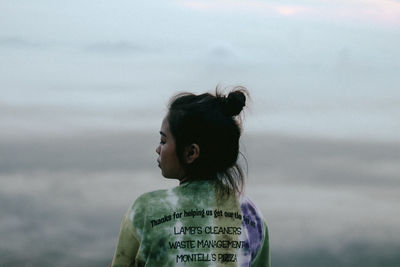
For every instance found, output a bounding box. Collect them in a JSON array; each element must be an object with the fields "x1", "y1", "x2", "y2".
[{"x1": 111, "y1": 180, "x2": 270, "y2": 267}]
